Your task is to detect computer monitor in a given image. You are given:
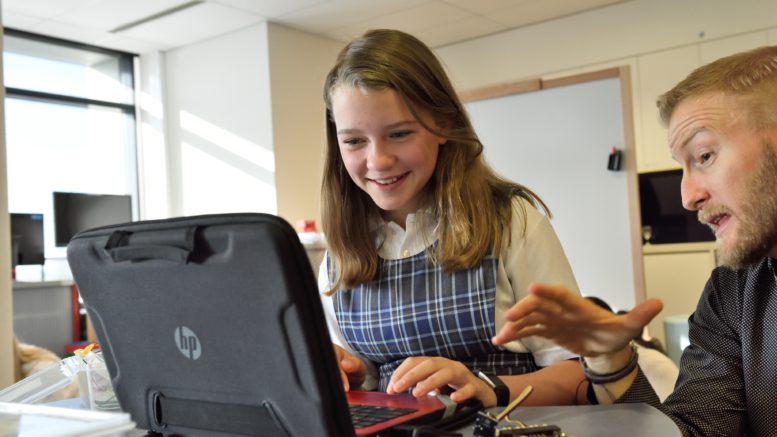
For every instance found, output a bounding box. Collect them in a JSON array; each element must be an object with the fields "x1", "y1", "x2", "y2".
[
  {"x1": 53, "y1": 192, "x2": 133, "y2": 247},
  {"x1": 10, "y1": 213, "x2": 45, "y2": 266},
  {"x1": 639, "y1": 169, "x2": 714, "y2": 244}
]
